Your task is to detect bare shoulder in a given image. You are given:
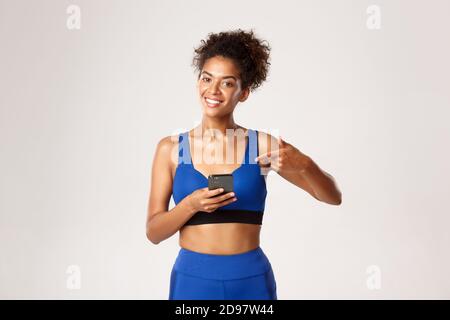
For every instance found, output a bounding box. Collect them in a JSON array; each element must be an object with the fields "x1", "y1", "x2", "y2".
[
  {"x1": 153, "y1": 133, "x2": 180, "y2": 174},
  {"x1": 156, "y1": 134, "x2": 177, "y2": 151},
  {"x1": 146, "y1": 134, "x2": 180, "y2": 224}
]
